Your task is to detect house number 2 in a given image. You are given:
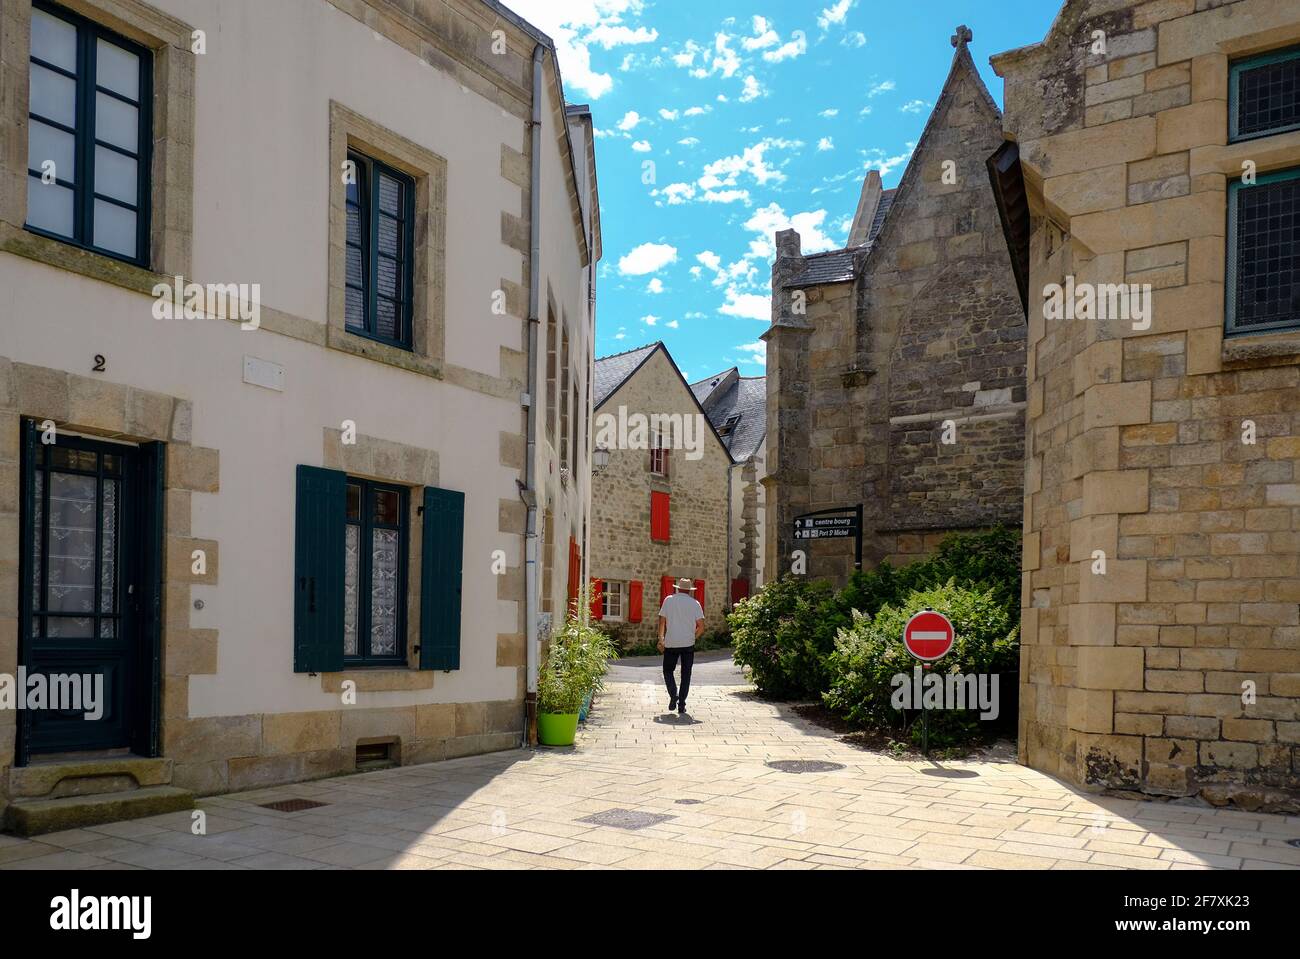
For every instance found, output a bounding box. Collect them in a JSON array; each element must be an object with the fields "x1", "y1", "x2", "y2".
[{"x1": 92, "y1": 355, "x2": 106, "y2": 372}]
